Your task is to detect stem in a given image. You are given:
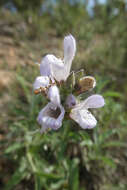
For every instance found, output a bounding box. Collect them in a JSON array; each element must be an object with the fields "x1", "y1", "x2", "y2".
[
  {"x1": 27, "y1": 151, "x2": 36, "y2": 173},
  {"x1": 27, "y1": 150, "x2": 39, "y2": 190}
]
